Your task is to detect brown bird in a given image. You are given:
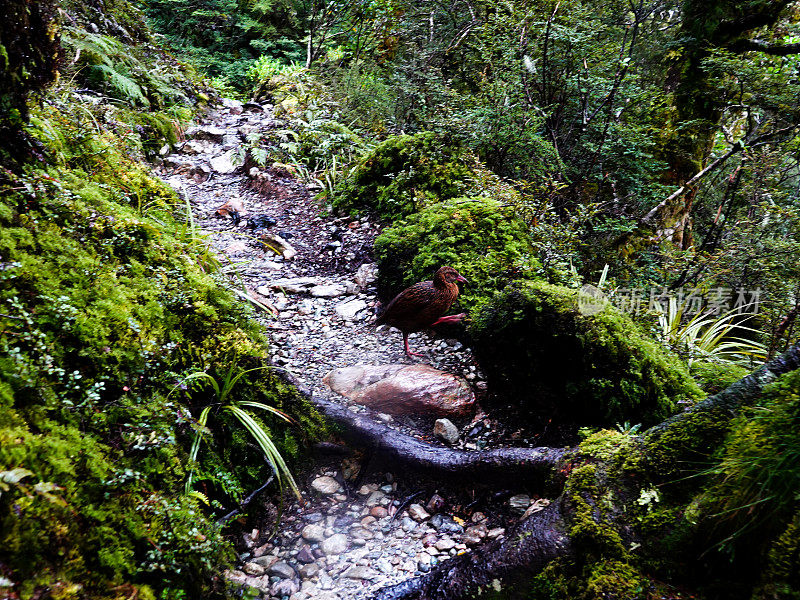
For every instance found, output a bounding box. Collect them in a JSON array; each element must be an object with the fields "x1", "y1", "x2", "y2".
[{"x1": 375, "y1": 266, "x2": 467, "y2": 357}]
